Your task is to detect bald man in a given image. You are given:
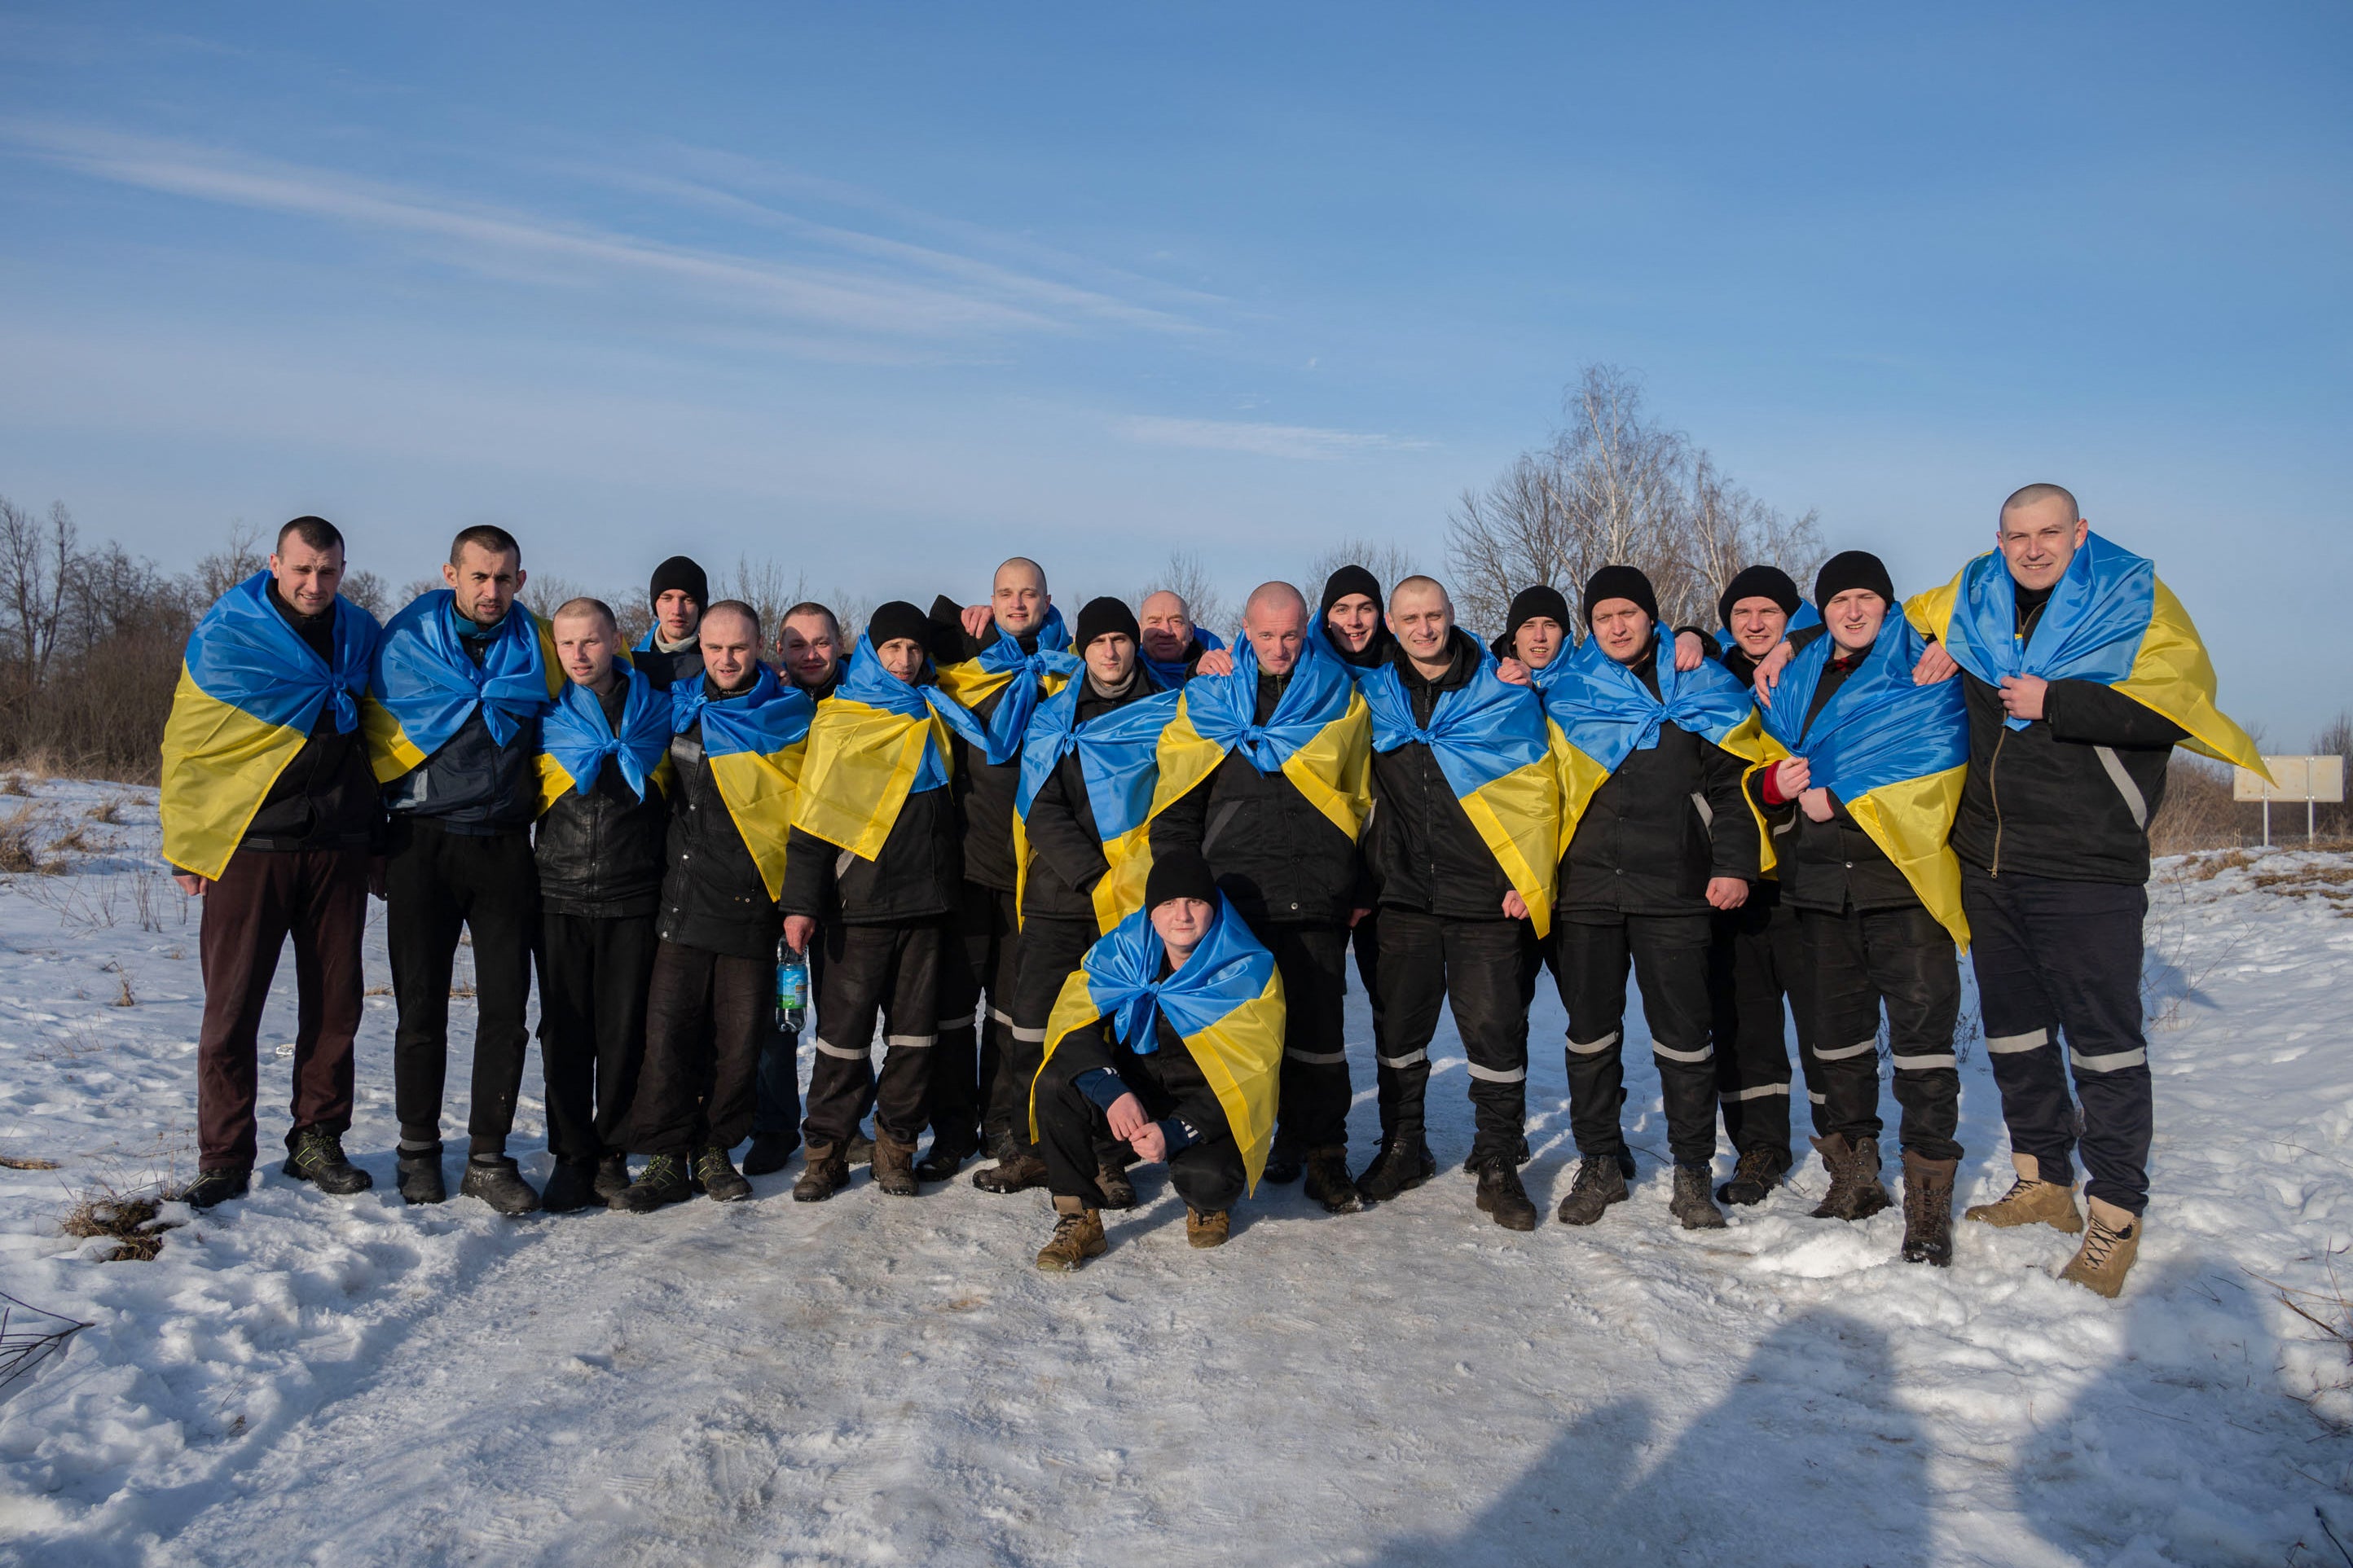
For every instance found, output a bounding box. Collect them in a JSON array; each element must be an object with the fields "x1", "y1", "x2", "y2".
[{"x1": 1137, "y1": 590, "x2": 1220, "y2": 687}]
